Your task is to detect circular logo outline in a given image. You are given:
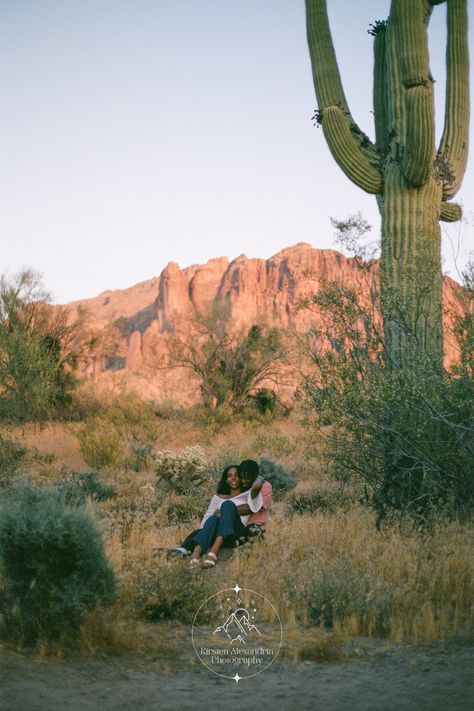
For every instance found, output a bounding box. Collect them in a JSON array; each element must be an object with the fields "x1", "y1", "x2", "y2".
[{"x1": 192, "y1": 584, "x2": 283, "y2": 681}]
